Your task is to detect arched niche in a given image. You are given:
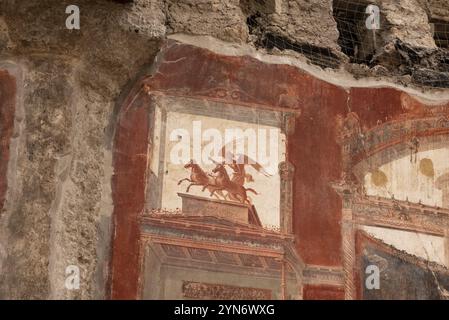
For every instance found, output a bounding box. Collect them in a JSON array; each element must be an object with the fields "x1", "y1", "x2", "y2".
[
  {"x1": 109, "y1": 41, "x2": 304, "y2": 299},
  {"x1": 335, "y1": 111, "x2": 449, "y2": 299}
]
